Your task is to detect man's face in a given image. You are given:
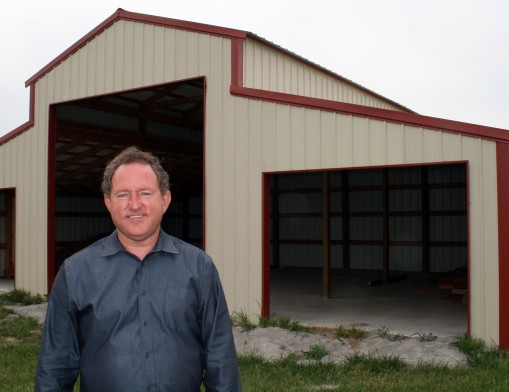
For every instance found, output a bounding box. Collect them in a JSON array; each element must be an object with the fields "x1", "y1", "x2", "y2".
[{"x1": 104, "y1": 162, "x2": 171, "y2": 247}]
